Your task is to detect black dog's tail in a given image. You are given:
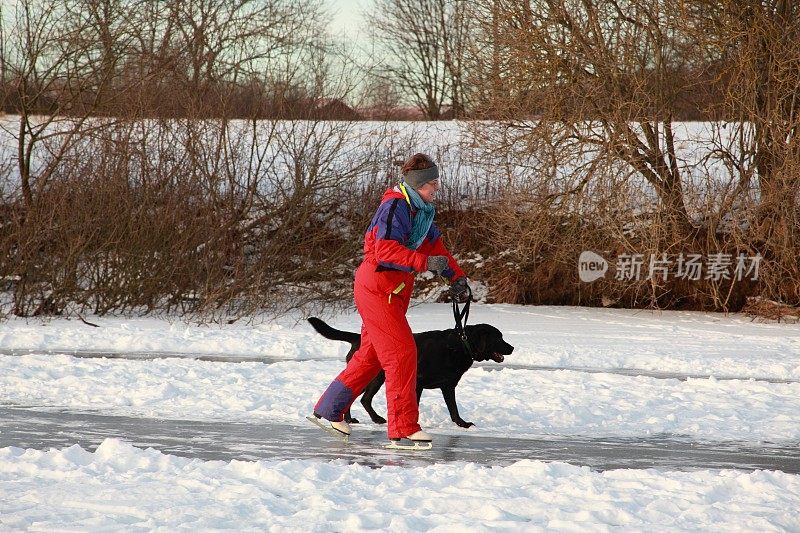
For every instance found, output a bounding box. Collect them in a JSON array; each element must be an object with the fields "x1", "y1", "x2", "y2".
[{"x1": 308, "y1": 317, "x2": 360, "y2": 347}]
